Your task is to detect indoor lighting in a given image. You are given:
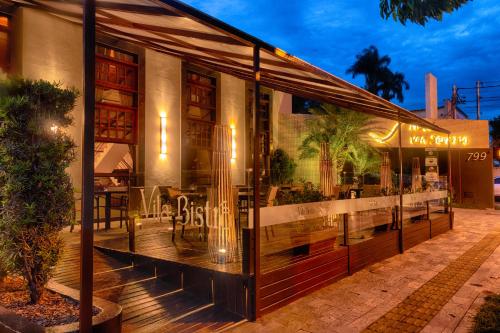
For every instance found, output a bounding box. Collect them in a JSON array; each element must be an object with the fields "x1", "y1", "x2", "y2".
[
  {"x1": 160, "y1": 112, "x2": 167, "y2": 160},
  {"x1": 230, "y1": 123, "x2": 236, "y2": 162}
]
